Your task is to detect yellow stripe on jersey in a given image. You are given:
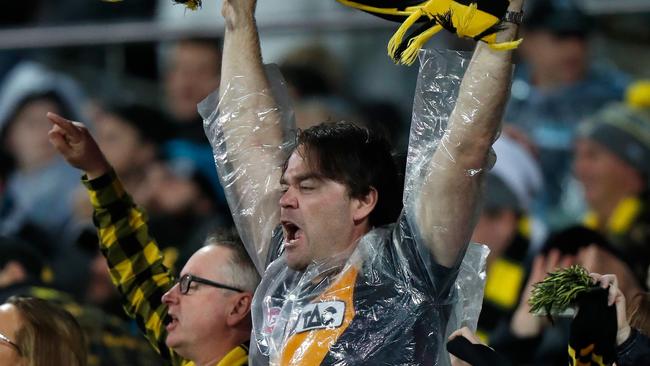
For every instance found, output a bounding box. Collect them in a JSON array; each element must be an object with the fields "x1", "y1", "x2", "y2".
[{"x1": 280, "y1": 266, "x2": 359, "y2": 365}]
